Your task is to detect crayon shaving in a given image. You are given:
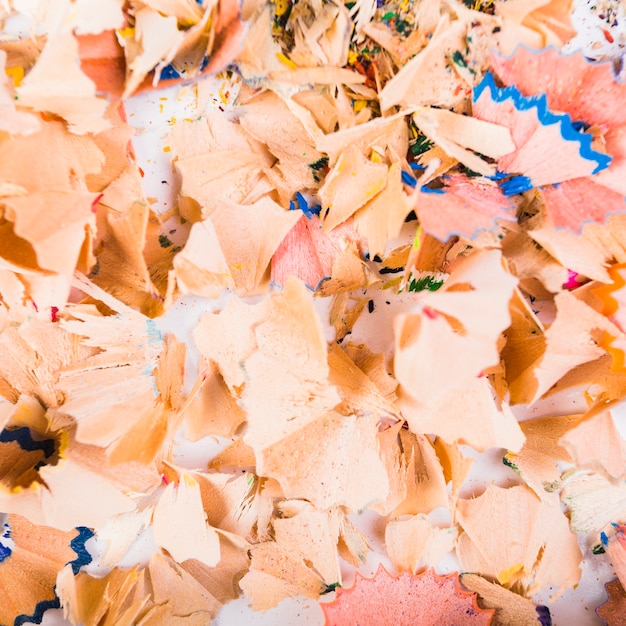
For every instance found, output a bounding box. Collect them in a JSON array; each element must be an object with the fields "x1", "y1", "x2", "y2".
[{"x1": 1, "y1": 0, "x2": 626, "y2": 625}]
